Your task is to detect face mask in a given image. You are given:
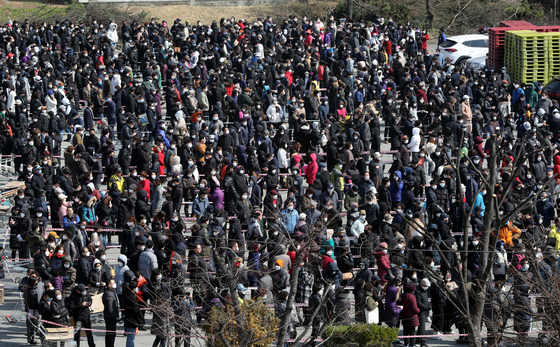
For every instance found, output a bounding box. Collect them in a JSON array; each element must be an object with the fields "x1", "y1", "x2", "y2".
[
  {"x1": 288, "y1": 206, "x2": 293, "y2": 211},
  {"x1": 112, "y1": 283, "x2": 117, "y2": 289},
  {"x1": 275, "y1": 265, "x2": 281, "y2": 271},
  {"x1": 242, "y1": 194, "x2": 248, "y2": 199},
  {"x1": 522, "y1": 264, "x2": 530, "y2": 271},
  {"x1": 95, "y1": 266, "x2": 101, "y2": 272},
  {"x1": 473, "y1": 241, "x2": 479, "y2": 246},
  {"x1": 57, "y1": 250, "x2": 64, "y2": 255},
  {"x1": 326, "y1": 251, "x2": 333, "y2": 256}
]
